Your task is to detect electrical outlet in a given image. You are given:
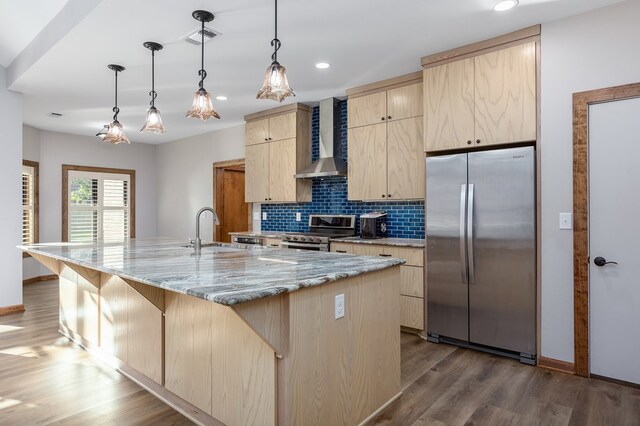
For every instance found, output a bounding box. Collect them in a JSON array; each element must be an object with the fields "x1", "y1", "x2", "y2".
[
  {"x1": 559, "y1": 213, "x2": 572, "y2": 230},
  {"x1": 253, "y1": 211, "x2": 261, "y2": 221},
  {"x1": 262, "y1": 212, "x2": 267, "y2": 221},
  {"x1": 335, "y1": 294, "x2": 345, "y2": 319},
  {"x1": 296, "y1": 212, "x2": 302, "y2": 222}
]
